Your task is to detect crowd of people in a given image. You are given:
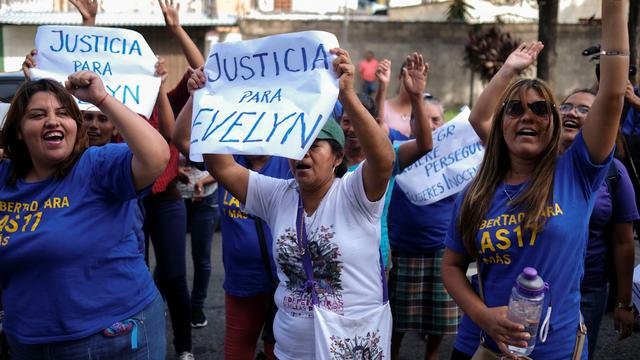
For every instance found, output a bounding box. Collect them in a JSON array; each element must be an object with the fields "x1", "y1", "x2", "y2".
[{"x1": 0, "y1": 0, "x2": 637, "y2": 359}]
